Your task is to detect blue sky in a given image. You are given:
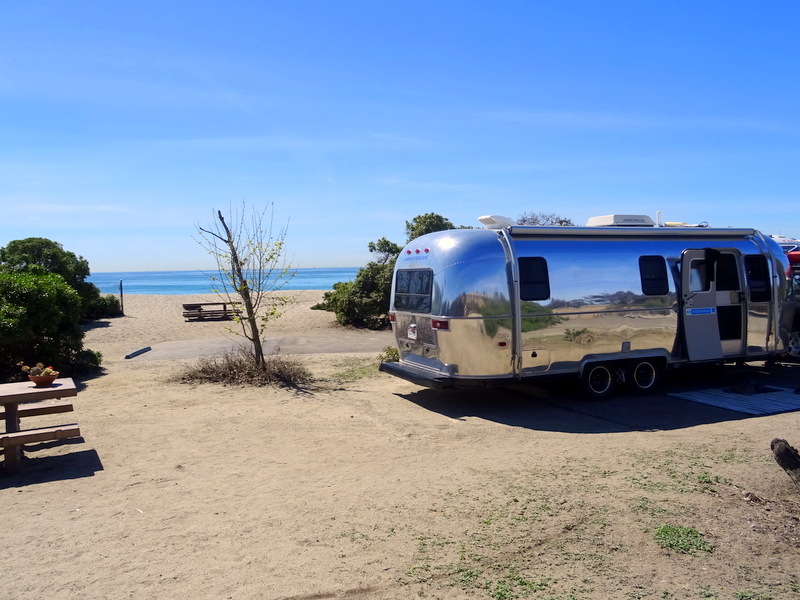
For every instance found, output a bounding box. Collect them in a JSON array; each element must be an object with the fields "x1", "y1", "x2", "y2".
[{"x1": 2, "y1": 2, "x2": 799, "y2": 271}]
